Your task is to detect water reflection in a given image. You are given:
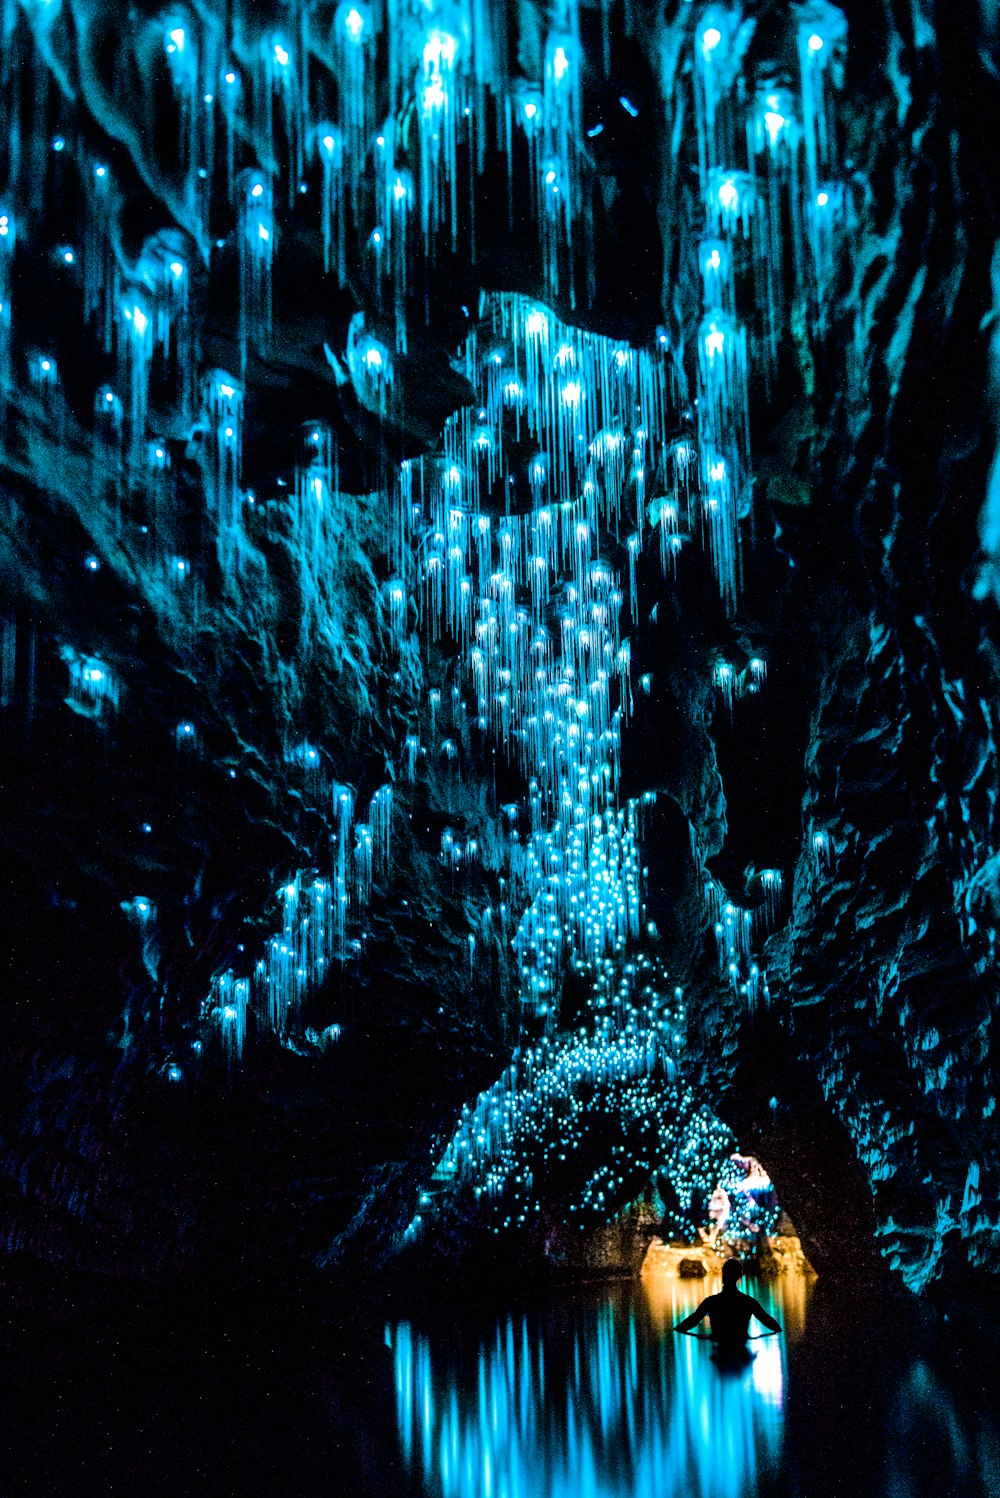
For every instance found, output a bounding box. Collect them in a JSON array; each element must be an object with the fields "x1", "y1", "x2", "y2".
[{"x1": 389, "y1": 1274, "x2": 808, "y2": 1498}]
